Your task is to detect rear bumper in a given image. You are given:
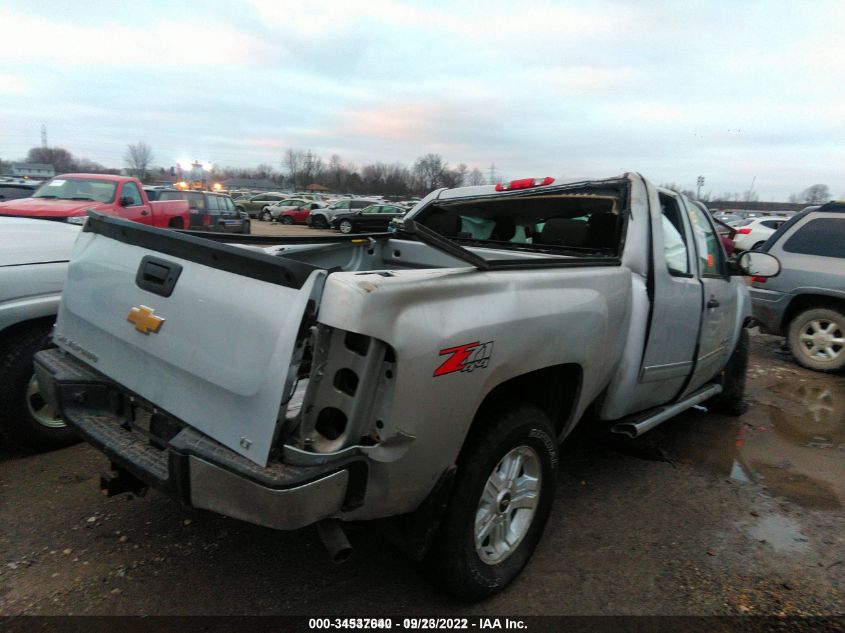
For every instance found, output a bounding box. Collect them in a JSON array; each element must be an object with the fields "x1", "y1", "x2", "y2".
[{"x1": 34, "y1": 348, "x2": 361, "y2": 530}]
